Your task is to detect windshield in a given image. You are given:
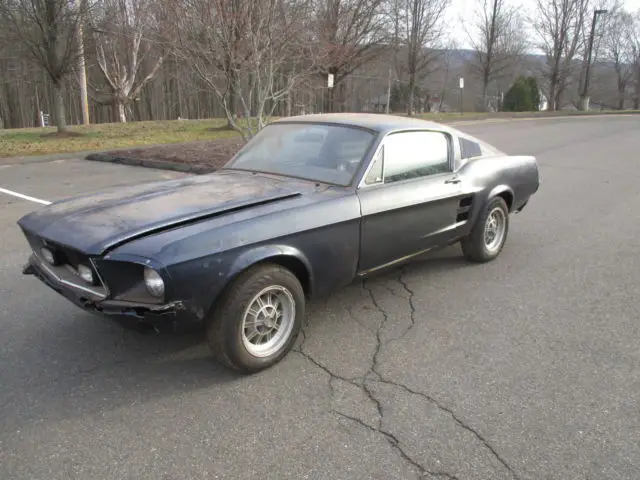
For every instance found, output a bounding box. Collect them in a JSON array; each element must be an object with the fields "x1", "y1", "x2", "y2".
[{"x1": 223, "y1": 123, "x2": 376, "y2": 186}]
